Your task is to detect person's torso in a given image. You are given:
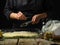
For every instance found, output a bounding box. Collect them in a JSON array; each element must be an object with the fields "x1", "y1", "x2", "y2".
[
  {"x1": 48, "y1": 0, "x2": 60, "y2": 20},
  {"x1": 8, "y1": 0, "x2": 44, "y2": 29},
  {"x1": 9, "y1": 0, "x2": 43, "y2": 17}
]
